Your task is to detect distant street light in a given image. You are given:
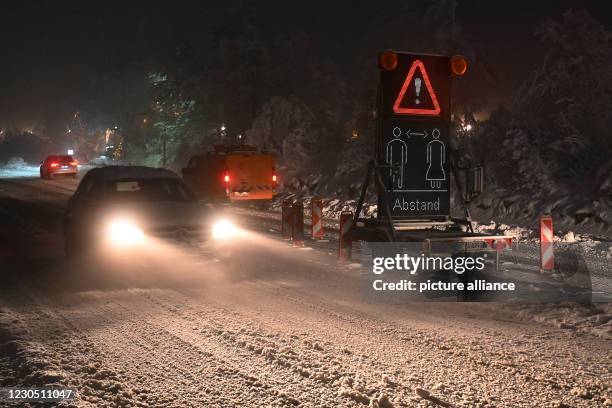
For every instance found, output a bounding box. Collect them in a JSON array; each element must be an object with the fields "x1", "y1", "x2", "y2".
[{"x1": 67, "y1": 149, "x2": 74, "y2": 155}]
